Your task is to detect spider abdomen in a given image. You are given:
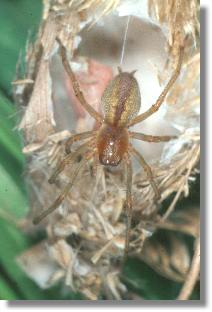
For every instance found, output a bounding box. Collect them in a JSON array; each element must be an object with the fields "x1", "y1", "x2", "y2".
[
  {"x1": 97, "y1": 124, "x2": 129, "y2": 166},
  {"x1": 101, "y1": 72, "x2": 141, "y2": 127}
]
